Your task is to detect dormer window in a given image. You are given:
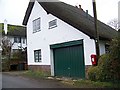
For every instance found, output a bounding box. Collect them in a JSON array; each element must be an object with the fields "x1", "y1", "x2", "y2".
[
  {"x1": 33, "y1": 17, "x2": 41, "y2": 33},
  {"x1": 49, "y1": 19, "x2": 57, "y2": 29}
]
